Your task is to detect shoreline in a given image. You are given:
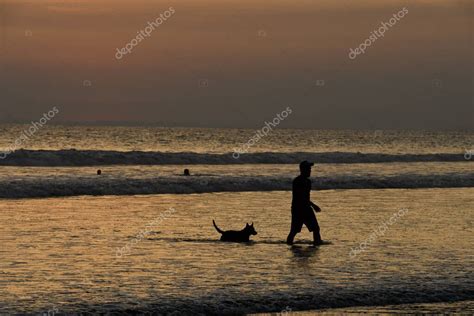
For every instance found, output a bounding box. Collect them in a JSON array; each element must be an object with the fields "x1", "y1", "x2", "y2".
[{"x1": 251, "y1": 300, "x2": 474, "y2": 315}]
